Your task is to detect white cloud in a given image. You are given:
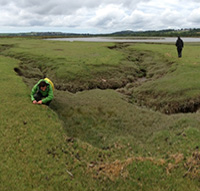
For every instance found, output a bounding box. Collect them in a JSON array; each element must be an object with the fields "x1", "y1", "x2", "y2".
[
  {"x1": 87, "y1": 4, "x2": 126, "y2": 28},
  {"x1": 0, "y1": 0, "x2": 200, "y2": 33},
  {"x1": 161, "y1": 9, "x2": 183, "y2": 26},
  {"x1": 120, "y1": 10, "x2": 153, "y2": 31},
  {"x1": 188, "y1": 8, "x2": 200, "y2": 23}
]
